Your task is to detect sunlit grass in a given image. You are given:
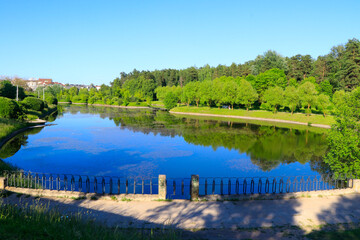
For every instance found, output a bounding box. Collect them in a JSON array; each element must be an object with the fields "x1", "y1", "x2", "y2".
[
  {"x1": 0, "y1": 118, "x2": 28, "y2": 142},
  {"x1": 171, "y1": 106, "x2": 336, "y2": 126},
  {"x1": 0, "y1": 199, "x2": 180, "y2": 240}
]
